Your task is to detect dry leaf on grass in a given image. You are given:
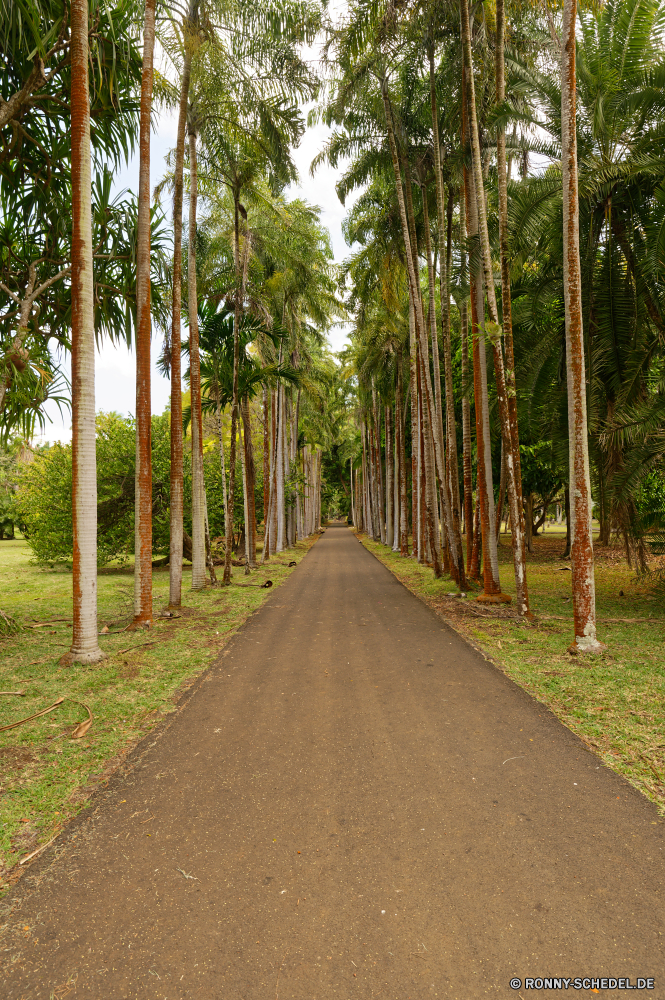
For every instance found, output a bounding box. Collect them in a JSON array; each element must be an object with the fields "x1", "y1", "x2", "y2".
[{"x1": 69, "y1": 701, "x2": 93, "y2": 739}]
